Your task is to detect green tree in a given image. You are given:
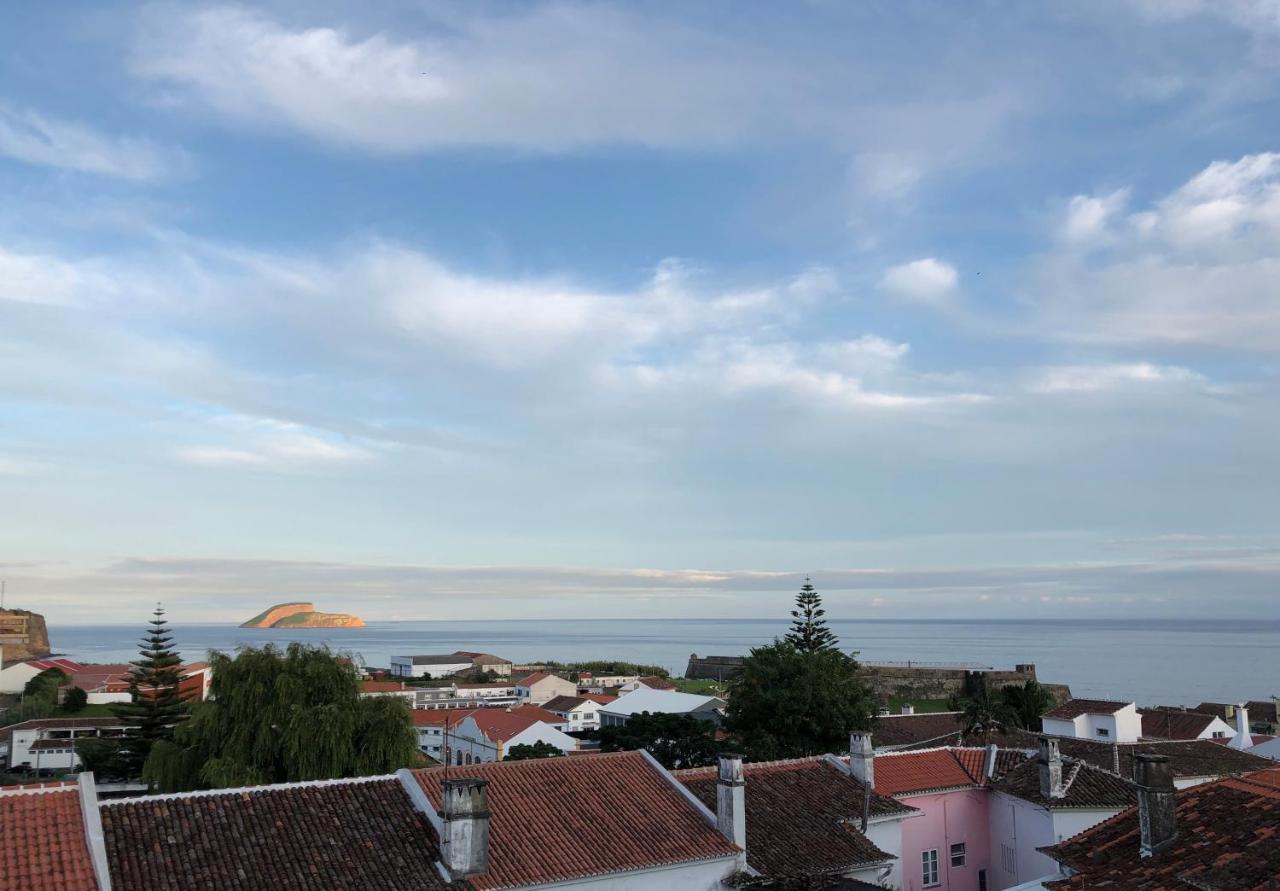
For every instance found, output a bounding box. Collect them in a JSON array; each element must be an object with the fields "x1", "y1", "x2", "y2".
[
  {"x1": 959, "y1": 682, "x2": 1017, "y2": 743},
  {"x1": 75, "y1": 736, "x2": 135, "y2": 782},
  {"x1": 62, "y1": 686, "x2": 88, "y2": 712},
  {"x1": 725, "y1": 640, "x2": 872, "y2": 759},
  {"x1": 505, "y1": 741, "x2": 565, "y2": 761},
  {"x1": 143, "y1": 643, "x2": 420, "y2": 792},
  {"x1": 599, "y1": 712, "x2": 722, "y2": 769},
  {"x1": 113, "y1": 606, "x2": 187, "y2": 776},
  {"x1": 784, "y1": 578, "x2": 839, "y2": 653},
  {"x1": 1000, "y1": 680, "x2": 1055, "y2": 731}
]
